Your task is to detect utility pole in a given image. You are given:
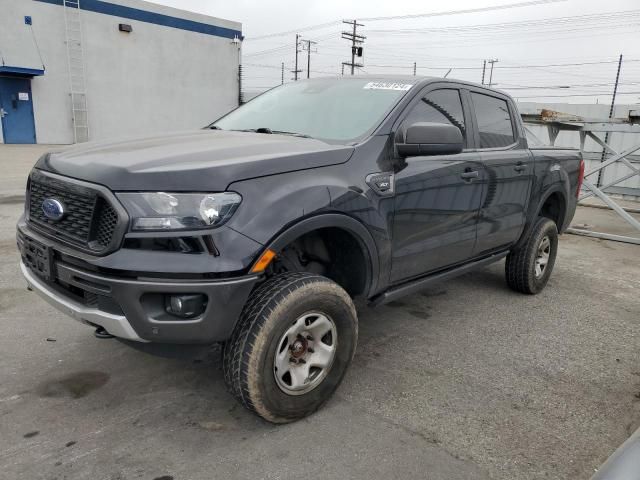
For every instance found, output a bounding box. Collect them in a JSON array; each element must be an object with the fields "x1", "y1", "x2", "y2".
[
  {"x1": 238, "y1": 64, "x2": 243, "y2": 105},
  {"x1": 292, "y1": 34, "x2": 302, "y2": 81},
  {"x1": 597, "y1": 54, "x2": 623, "y2": 186},
  {"x1": 607, "y1": 54, "x2": 623, "y2": 119},
  {"x1": 341, "y1": 19, "x2": 365, "y2": 75},
  {"x1": 413, "y1": 62, "x2": 417, "y2": 76},
  {"x1": 281, "y1": 62, "x2": 284, "y2": 85},
  {"x1": 232, "y1": 35, "x2": 243, "y2": 105},
  {"x1": 487, "y1": 59, "x2": 498, "y2": 87},
  {"x1": 481, "y1": 60, "x2": 487, "y2": 84},
  {"x1": 302, "y1": 39, "x2": 317, "y2": 79}
]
